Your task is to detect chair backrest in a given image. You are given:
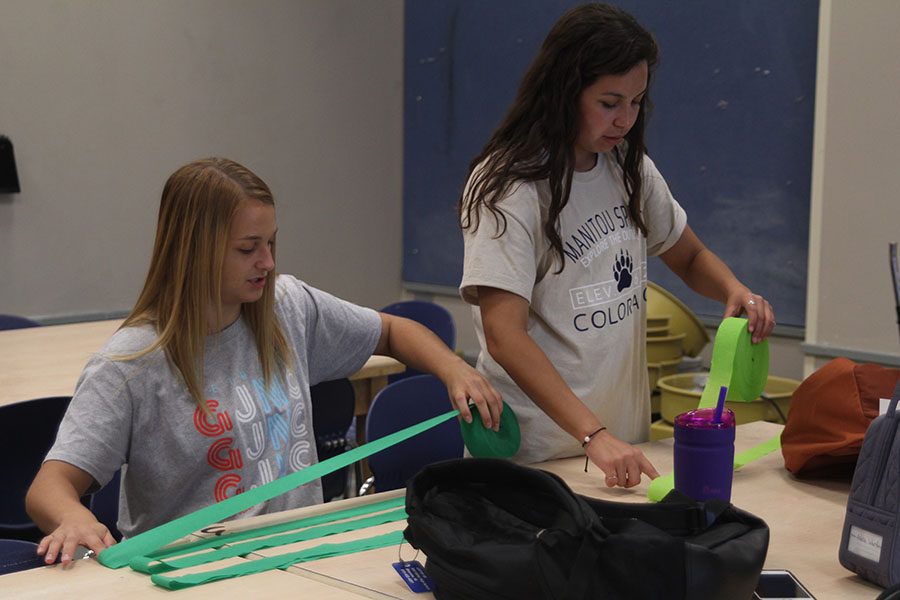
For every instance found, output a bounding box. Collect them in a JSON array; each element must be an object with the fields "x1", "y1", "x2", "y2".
[
  {"x1": 310, "y1": 378, "x2": 357, "y2": 501},
  {"x1": 0, "y1": 539, "x2": 44, "y2": 574},
  {"x1": 380, "y1": 300, "x2": 456, "y2": 382},
  {"x1": 88, "y1": 469, "x2": 122, "y2": 542},
  {"x1": 0, "y1": 314, "x2": 40, "y2": 331},
  {"x1": 0, "y1": 397, "x2": 71, "y2": 539},
  {"x1": 365, "y1": 375, "x2": 463, "y2": 492}
]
